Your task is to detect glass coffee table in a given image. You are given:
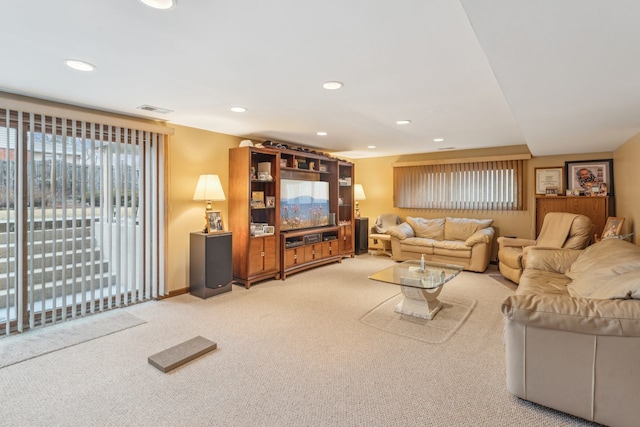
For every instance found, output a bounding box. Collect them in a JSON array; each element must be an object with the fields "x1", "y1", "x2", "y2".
[{"x1": 368, "y1": 260, "x2": 463, "y2": 319}]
